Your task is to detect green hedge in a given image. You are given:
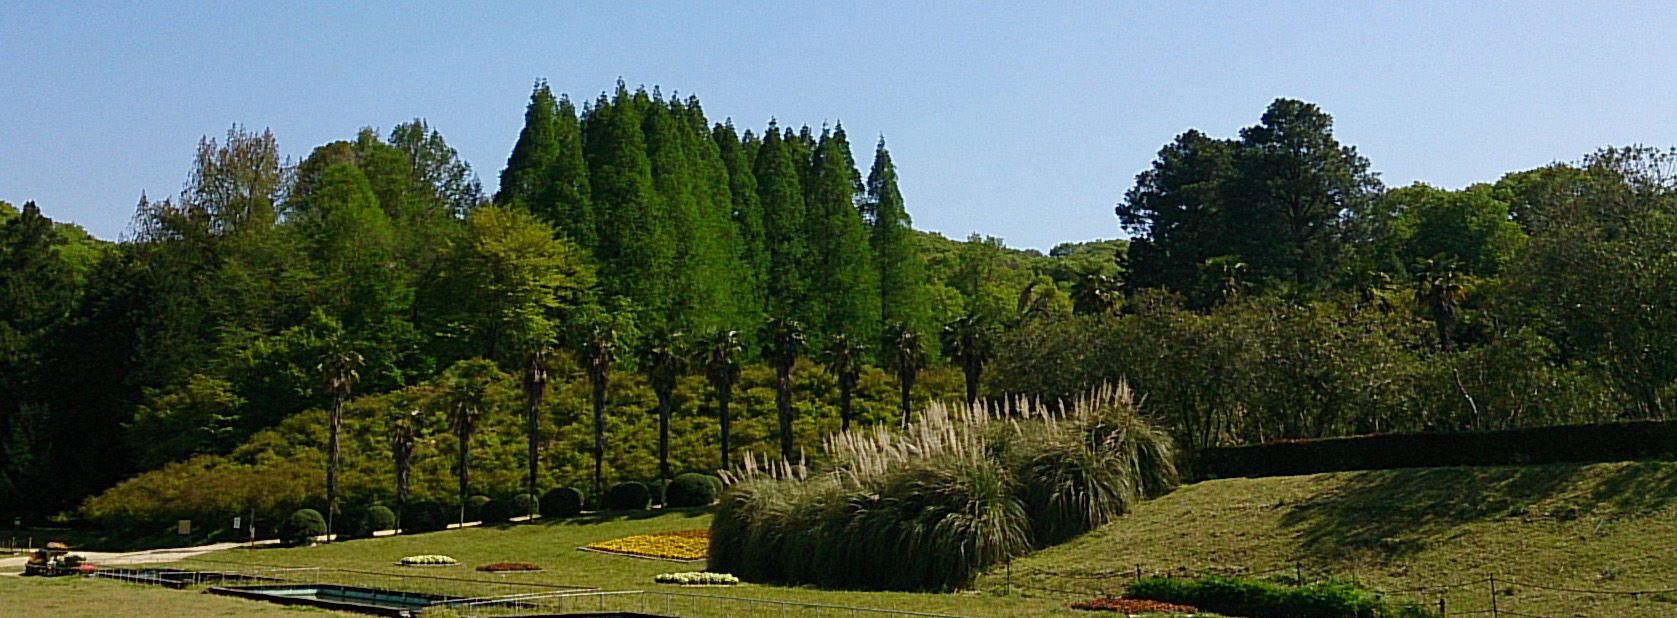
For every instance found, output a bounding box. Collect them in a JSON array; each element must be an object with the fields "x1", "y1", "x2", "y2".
[
  {"x1": 664, "y1": 474, "x2": 719, "y2": 508},
  {"x1": 280, "y1": 508, "x2": 326, "y2": 547},
  {"x1": 540, "y1": 488, "x2": 584, "y2": 518},
  {"x1": 1127, "y1": 576, "x2": 1436, "y2": 618},
  {"x1": 1195, "y1": 420, "x2": 1677, "y2": 480},
  {"x1": 605, "y1": 482, "x2": 651, "y2": 511},
  {"x1": 402, "y1": 501, "x2": 449, "y2": 533}
]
